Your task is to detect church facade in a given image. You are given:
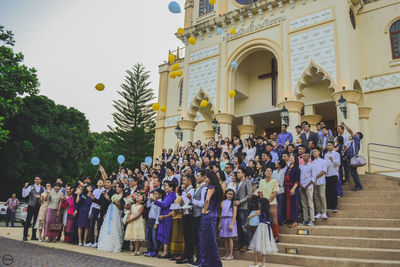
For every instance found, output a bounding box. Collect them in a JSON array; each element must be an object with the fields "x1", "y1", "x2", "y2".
[{"x1": 154, "y1": 0, "x2": 400, "y2": 163}]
